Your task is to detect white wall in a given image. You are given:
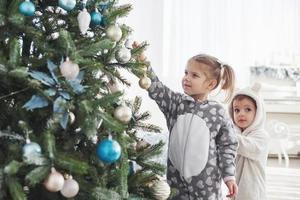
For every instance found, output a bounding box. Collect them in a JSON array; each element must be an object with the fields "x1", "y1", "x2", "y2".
[{"x1": 118, "y1": 0, "x2": 168, "y2": 131}]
